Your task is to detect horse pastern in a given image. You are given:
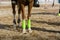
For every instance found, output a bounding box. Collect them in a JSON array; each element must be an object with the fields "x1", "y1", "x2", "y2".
[
  {"x1": 22, "y1": 29, "x2": 27, "y2": 34},
  {"x1": 28, "y1": 28, "x2": 32, "y2": 33},
  {"x1": 17, "y1": 19, "x2": 21, "y2": 23},
  {"x1": 13, "y1": 19, "x2": 16, "y2": 24}
]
